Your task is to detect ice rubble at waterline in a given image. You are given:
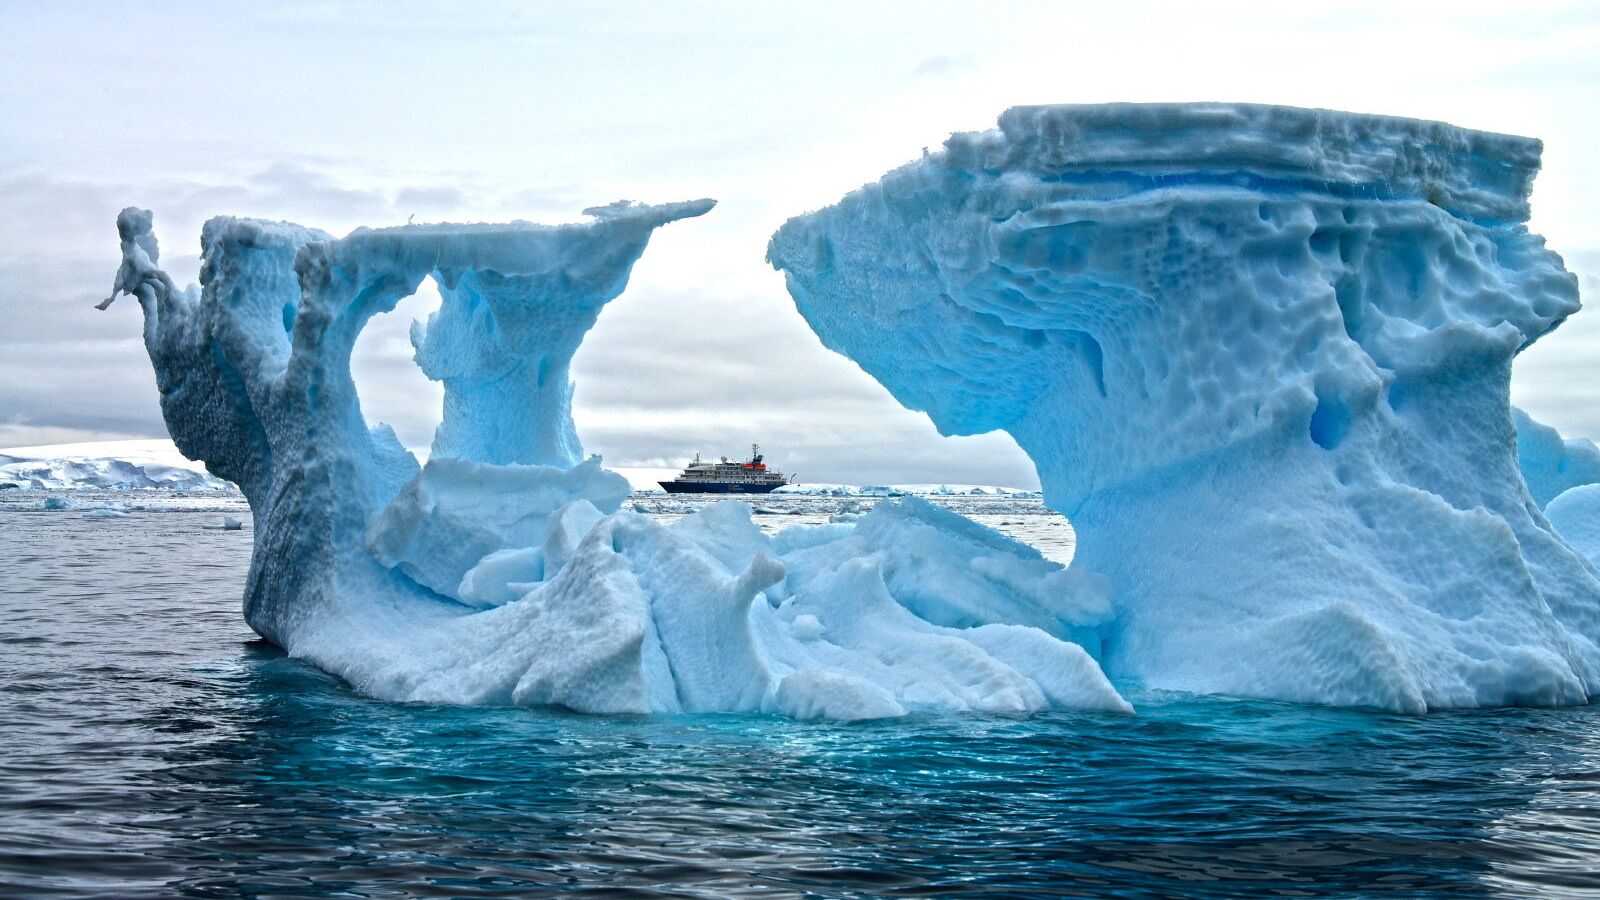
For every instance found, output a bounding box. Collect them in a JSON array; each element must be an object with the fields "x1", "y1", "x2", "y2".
[
  {"x1": 769, "y1": 102, "x2": 1600, "y2": 714},
  {"x1": 101, "y1": 200, "x2": 1128, "y2": 720}
]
